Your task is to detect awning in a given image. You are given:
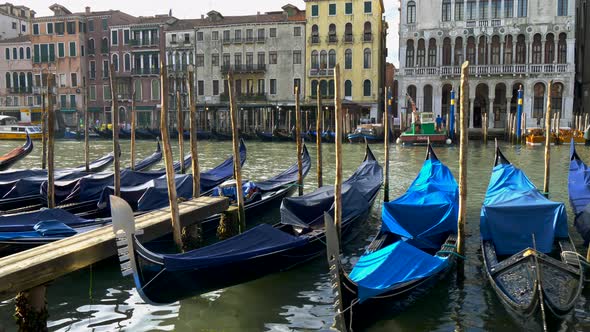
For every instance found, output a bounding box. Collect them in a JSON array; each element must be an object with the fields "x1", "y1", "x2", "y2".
[
  {"x1": 88, "y1": 107, "x2": 102, "y2": 113},
  {"x1": 136, "y1": 106, "x2": 155, "y2": 111},
  {"x1": 59, "y1": 109, "x2": 77, "y2": 113}
]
